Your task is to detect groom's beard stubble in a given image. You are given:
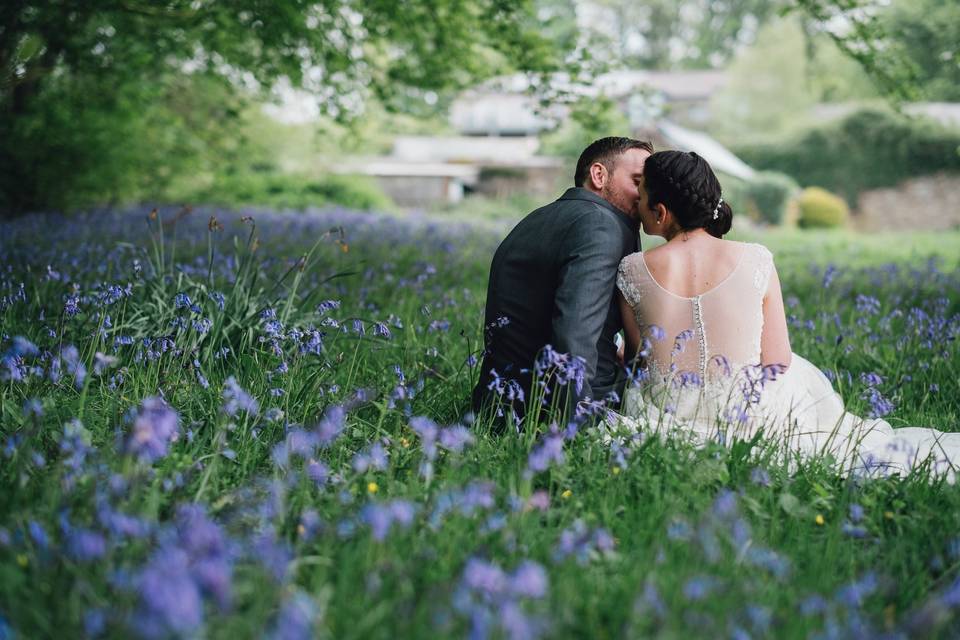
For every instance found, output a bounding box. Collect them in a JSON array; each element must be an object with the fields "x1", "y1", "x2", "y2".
[{"x1": 602, "y1": 184, "x2": 639, "y2": 221}]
